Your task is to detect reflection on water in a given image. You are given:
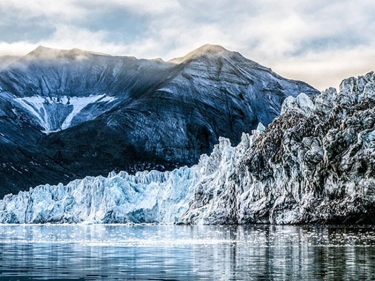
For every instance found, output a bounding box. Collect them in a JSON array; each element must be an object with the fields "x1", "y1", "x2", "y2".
[{"x1": 0, "y1": 224, "x2": 375, "y2": 280}]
